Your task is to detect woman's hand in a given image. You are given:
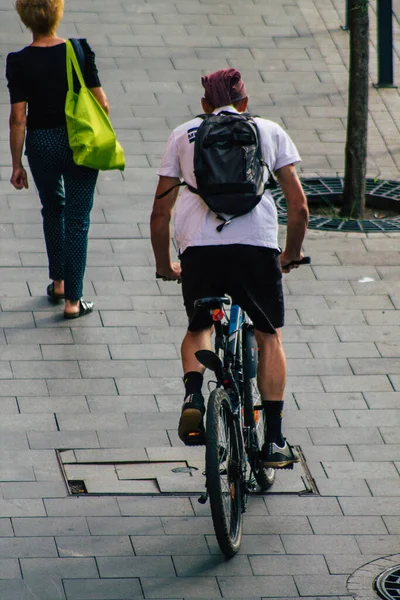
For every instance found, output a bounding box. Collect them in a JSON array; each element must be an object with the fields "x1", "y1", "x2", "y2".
[{"x1": 10, "y1": 166, "x2": 28, "y2": 190}]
